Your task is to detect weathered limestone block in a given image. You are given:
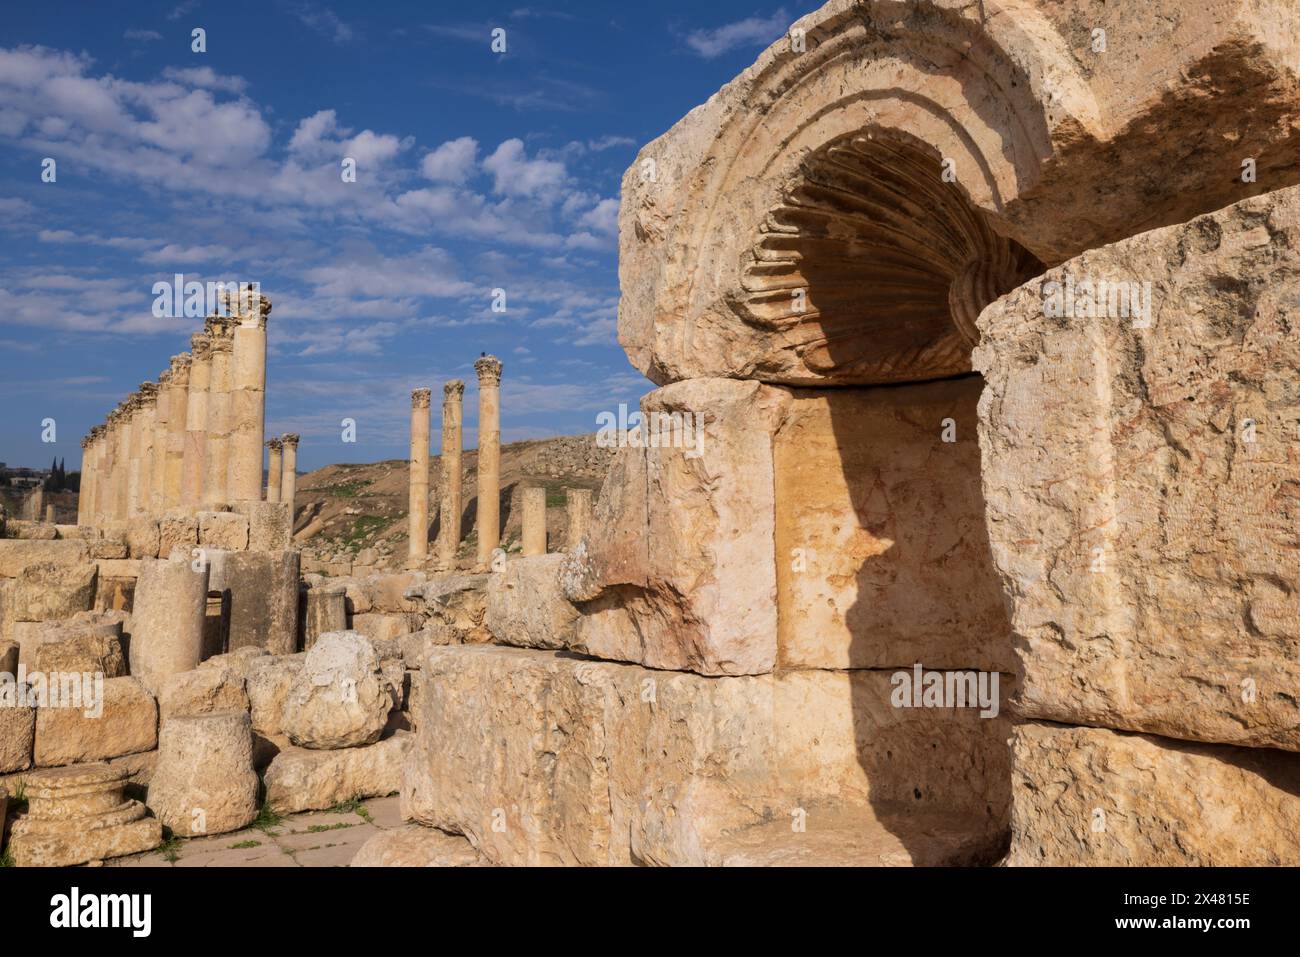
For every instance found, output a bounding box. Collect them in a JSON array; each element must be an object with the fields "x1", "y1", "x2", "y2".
[
  {"x1": 0, "y1": 538, "x2": 89, "y2": 577},
  {"x1": 774, "y1": 377, "x2": 1013, "y2": 671},
  {"x1": 350, "y1": 825, "x2": 485, "y2": 867},
  {"x1": 562, "y1": 378, "x2": 787, "y2": 675},
  {"x1": 9, "y1": 561, "x2": 97, "y2": 622},
  {"x1": 0, "y1": 695, "x2": 35, "y2": 772},
  {"x1": 243, "y1": 653, "x2": 302, "y2": 738},
  {"x1": 198, "y1": 511, "x2": 249, "y2": 551},
  {"x1": 282, "y1": 631, "x2": 390, "y2": 749},
  {"x1": 351, "y1": 612, "x2": 418, "y2": 644},
  {"x1": 93, "y1": 559, "x2": 139, "y2": 614},
  {"x1": 618, "y1": 0, "x2": 1300, "y2": 389},
  {"x1": 224, "y1": 550, "x2": 299, "y2": 654},
  {"x1": 1007, "y1": 722, "x2": 1300, "y2": 866},
  {"x1": 88, "y1": 538, "x2": 129, "y2": 560},
  {"x1": 409, "y1": 574, "x2": 489, "y2": 644},
  {"x1": 6, "y1": 520, "x2": 57, "y2": 540},
  {"x1": 403, "y1": 645, "x2": 1010, "y2": 866},
  {"x1": 125, "y1": 518, "x2": 160, "y2": 559},
  {"x1": 974, "y1": 185, "x2": 1300, "y2": 750},
  {"x1": 157, "y1": 514, "x2": 199, "y2": 556},
  {"x1": 129, "y1": 557, "x2": 209, "y2": 695},
  {"x1": 233, "y1": 500, "x2": 291, "y2": 551},
  {"x1": 6, "y1": 764, "x2": 161, "y2": 866},
  {"x1": 30, "y1": 620, "x2": 126, "y2": 677},
  {"x1": 147, "y1": 710, "x2": 258, "y2": 837},
  {"x1": 486, "y1": 554, "x2": 577, "y2": 650},
  {"x1": 158, "y1": 665, "x2": 248, "y2": 721},
  {"x1": 365, "y1": 571, "x2": 426, "y2": 613},
  {"x1": 302, "y1": 585, "x2": 347, "y2": 650},
  {"x1": 33, "y1": 676, "x2": 157, "y2": 767},
  {"x1": 263, "y1": 731, "x2": 409, "y2": 813}
]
